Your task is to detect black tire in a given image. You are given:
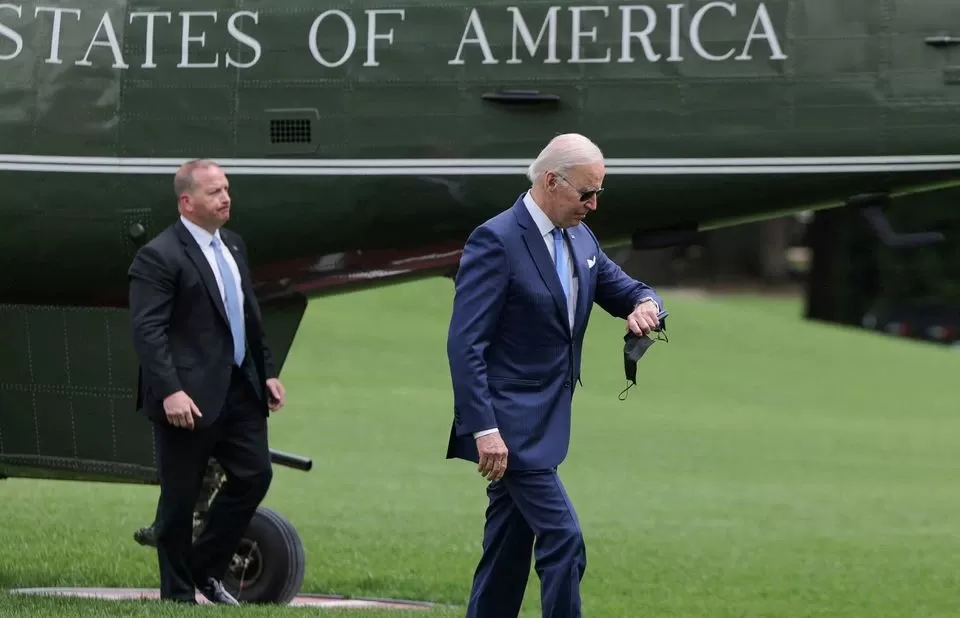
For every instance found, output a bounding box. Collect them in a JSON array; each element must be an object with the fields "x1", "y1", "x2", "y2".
[{"x1": 222, "y1": 506, "x2": 306, "y2": 604}]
